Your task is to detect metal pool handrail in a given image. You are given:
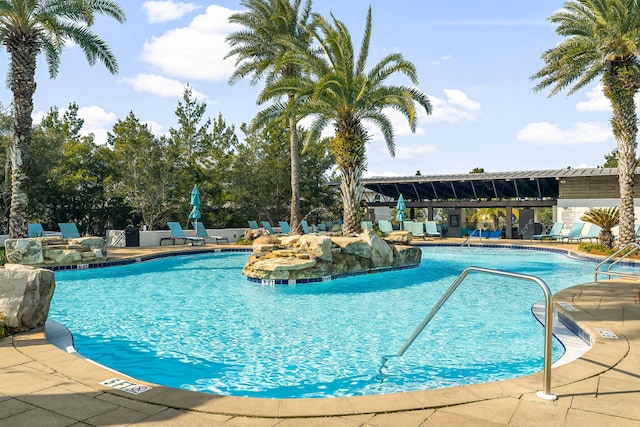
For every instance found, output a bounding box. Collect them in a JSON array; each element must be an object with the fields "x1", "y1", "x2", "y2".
[
  {"x1": 376, "y1": 266, "x2": 557, "y2": 401},
  {"x1": 594, "y1": 242, "x2": 640, "y2": 282}
]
